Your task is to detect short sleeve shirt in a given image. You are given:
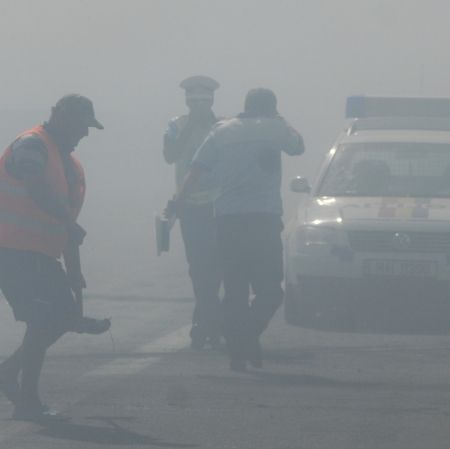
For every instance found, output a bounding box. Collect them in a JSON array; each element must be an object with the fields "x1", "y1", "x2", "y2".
[
  {"x1": 6, "y1": 134, "x2": 48, "y2": 179},
  {"x1": 192, "y1": 116, "x2": 304, "y2": 216}
]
